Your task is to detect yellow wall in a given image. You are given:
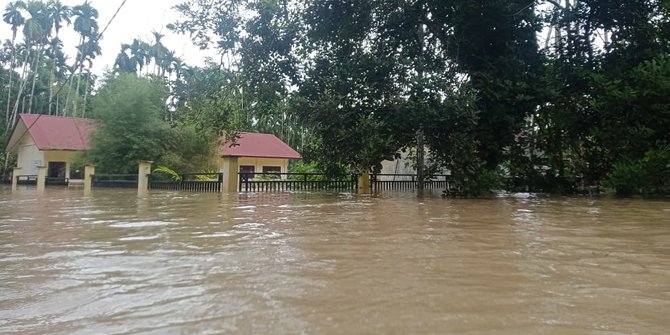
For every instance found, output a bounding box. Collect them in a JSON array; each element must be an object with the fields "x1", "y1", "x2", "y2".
[
  {"x1": 44, "y1": 151, "x2": 79, "y2": 179},
  {"x1": 238, "y1": 157, "x2": 289, "y2": 176},
  {"x1": 15, "y1": 134, "x2": 43, "y2": 176},
  {"x1": 217, "y1": 156, "x2": 289, "y2": 180},
  {"x1": 14, "y1": 133, "x2": 80, "y2": 179}
]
